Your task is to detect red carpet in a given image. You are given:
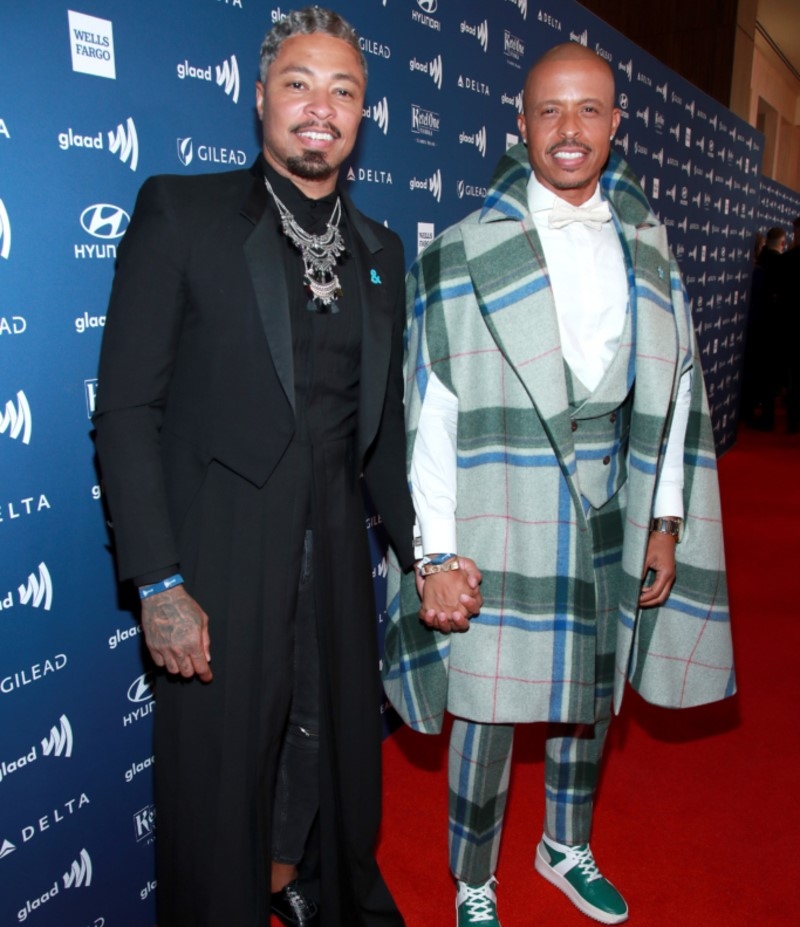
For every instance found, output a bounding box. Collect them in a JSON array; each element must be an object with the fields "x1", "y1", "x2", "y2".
[{"x1": 377, "y1": 420, "x2": 799, "y2": 926}]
